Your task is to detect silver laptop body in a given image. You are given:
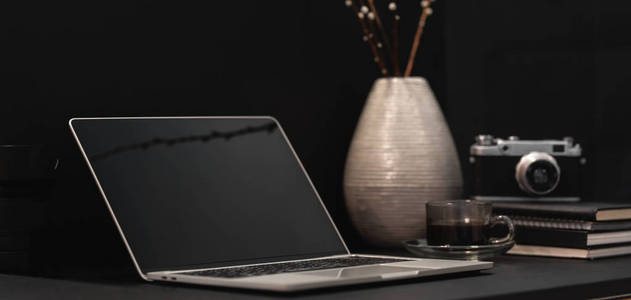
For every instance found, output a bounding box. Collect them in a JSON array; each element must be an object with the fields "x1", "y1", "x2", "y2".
[{"x1": 69, "y1": 116, "x2": 492, "y2": 292}]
